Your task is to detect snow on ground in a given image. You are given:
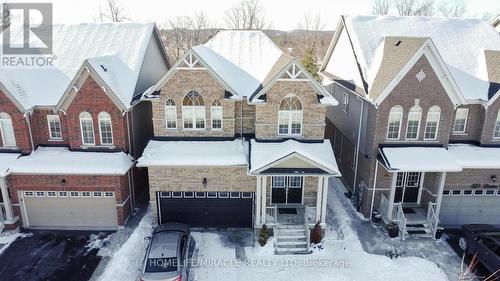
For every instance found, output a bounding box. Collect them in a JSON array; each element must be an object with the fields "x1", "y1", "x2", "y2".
[
  {"x1": 0, "y1": 230, "x2": 32, "y2": 255},
  {"x1": 96, "y1": 207, "x2": 153, "y2": 281}
]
